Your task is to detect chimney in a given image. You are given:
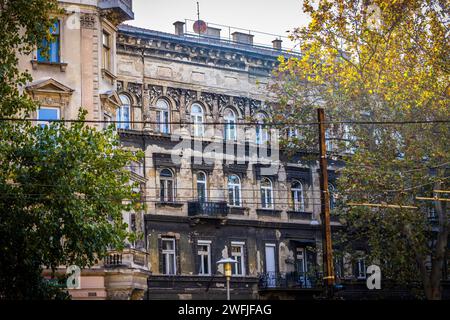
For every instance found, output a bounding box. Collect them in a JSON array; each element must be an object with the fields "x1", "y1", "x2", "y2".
[
  {"x1": 231, "y1": 32, "x2": 254, "y2": 45},
  {"x1": 173, "y1": 21, "x2": 185, "y2": 36},
  {"x1": 272, "y1": 39, "x2": 282, "y2": 50}
]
